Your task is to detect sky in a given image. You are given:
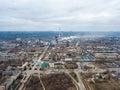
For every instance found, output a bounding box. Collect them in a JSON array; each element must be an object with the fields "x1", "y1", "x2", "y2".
[{"x1": 0, "y1": 0, "x2": 120, "y2": 31}]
